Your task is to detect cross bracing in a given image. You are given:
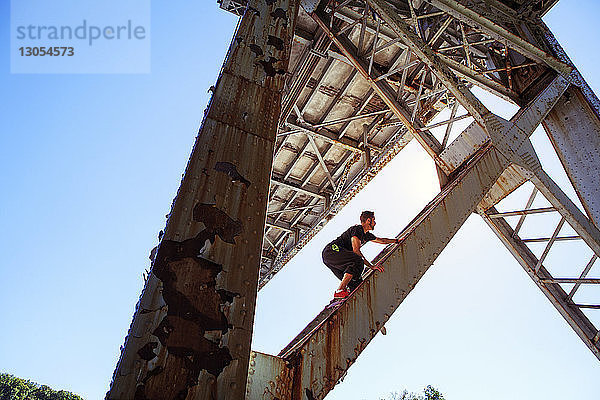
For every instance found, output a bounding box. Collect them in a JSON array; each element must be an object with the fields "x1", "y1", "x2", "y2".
[
  {"x1": 249, "y1": 0, "x2": 586, "y2": 289},
  {"x1": 107, "y1": 1, "x2": 600, "y2": 399}
]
